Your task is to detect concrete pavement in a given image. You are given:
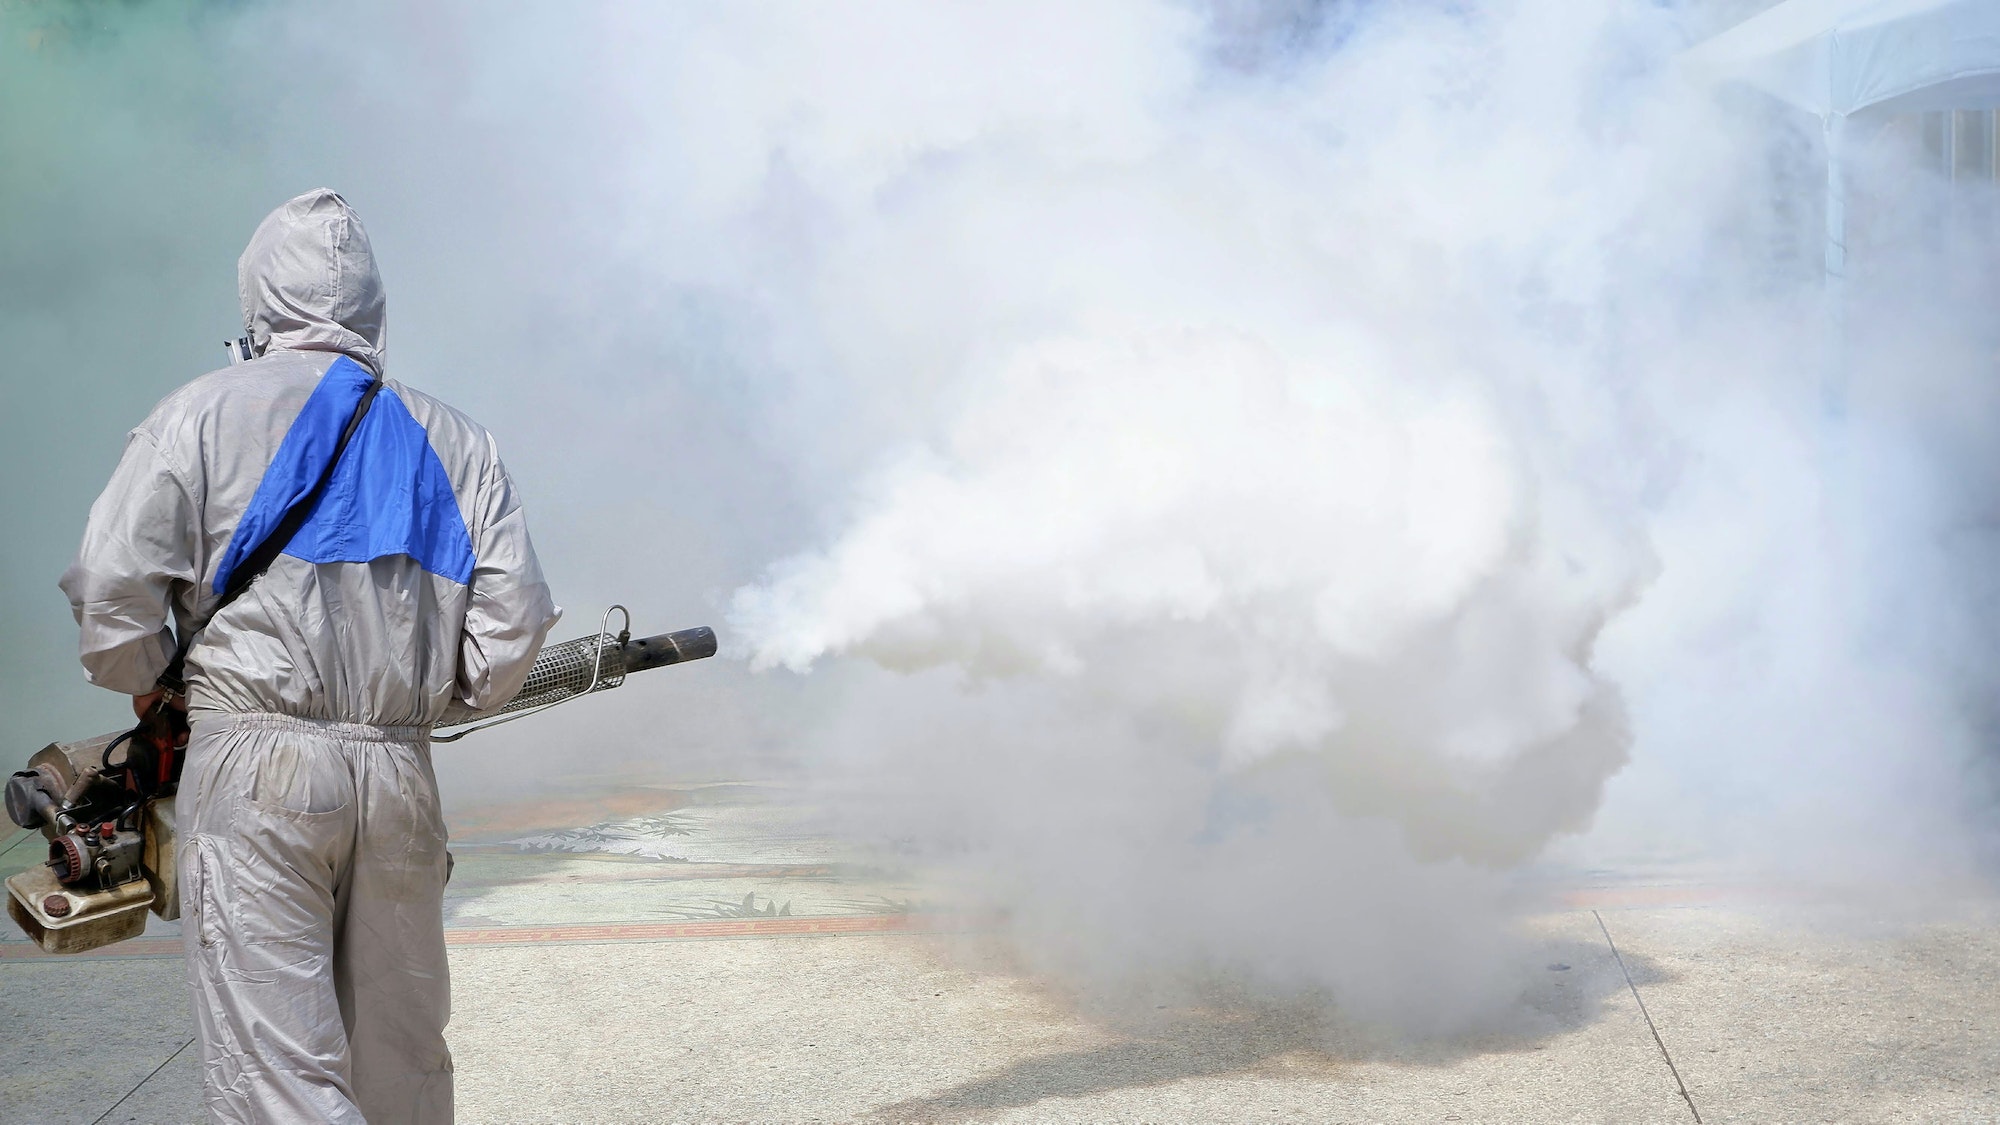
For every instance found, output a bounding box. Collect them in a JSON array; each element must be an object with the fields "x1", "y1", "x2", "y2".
[{"x1": 4, "y1": 783, "x2": 1997, "y2": 1123}]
